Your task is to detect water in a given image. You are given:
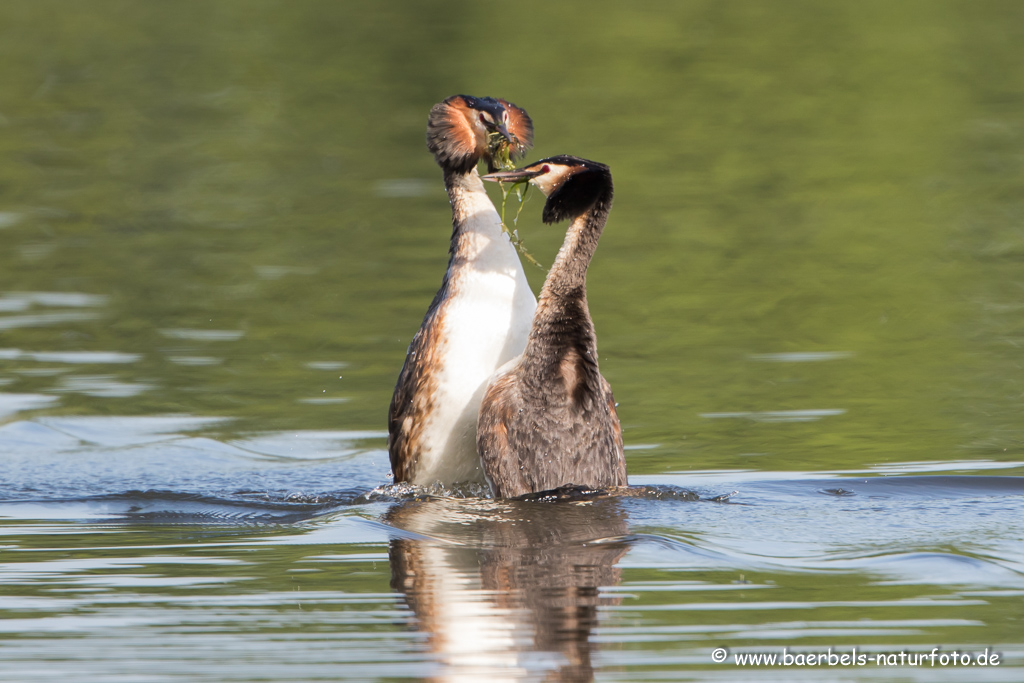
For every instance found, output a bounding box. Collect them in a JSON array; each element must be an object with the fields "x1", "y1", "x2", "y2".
[{"x1": 2, "y1": 1, "x2": 1024, "y2": 680}]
